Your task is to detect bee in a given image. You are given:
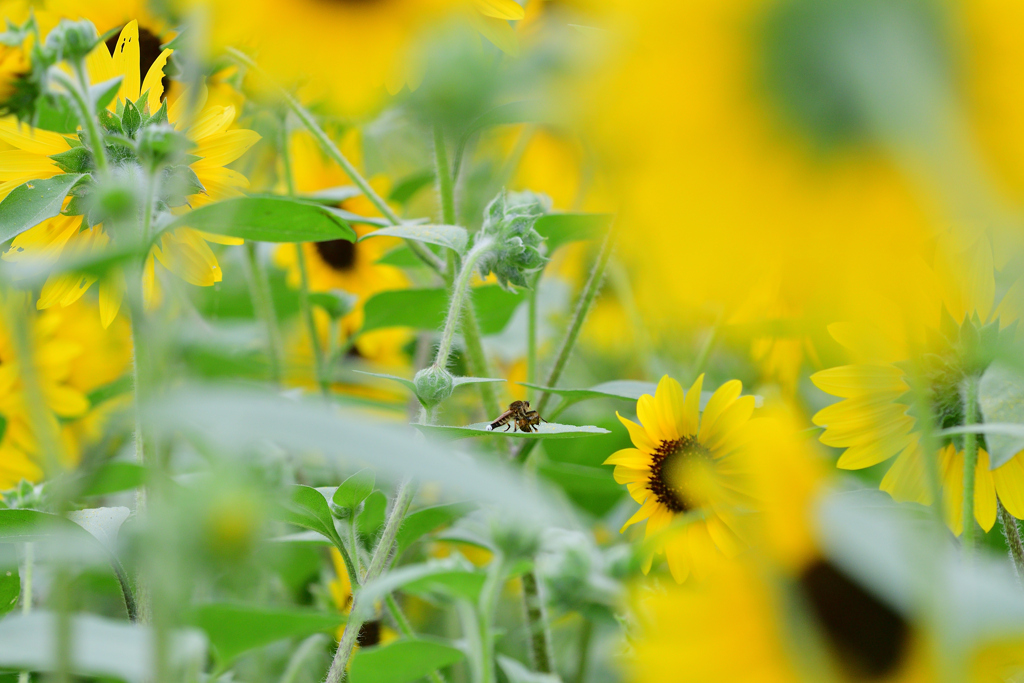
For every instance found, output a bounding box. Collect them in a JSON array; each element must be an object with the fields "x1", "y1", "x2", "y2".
[{"x1": 485, "y1": 400, "x2": 546, "y2": 433}]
